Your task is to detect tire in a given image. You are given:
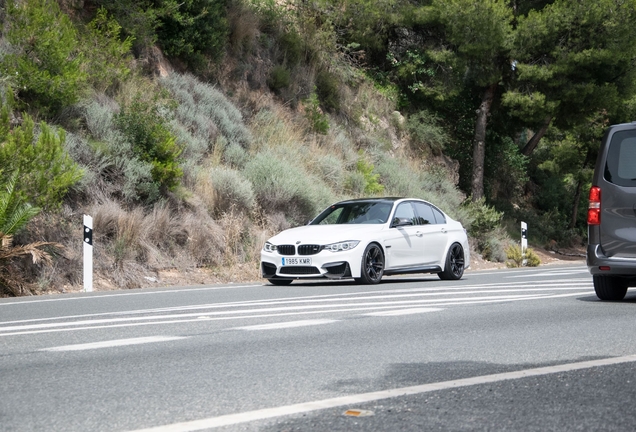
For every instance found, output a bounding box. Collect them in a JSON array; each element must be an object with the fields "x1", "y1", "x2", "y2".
[
  {"x1": 268, "y1": 278, "x2": 293, "y2": 286},
  {"x1": 438, "y1": 243, "x2": 465, "y2": 280},
  {"x1": 355, "y1": 243, "x2": 384, "y2": 284},
  {"x1": 593, "y1": 275, "x2": 628, "y2": 301}
]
